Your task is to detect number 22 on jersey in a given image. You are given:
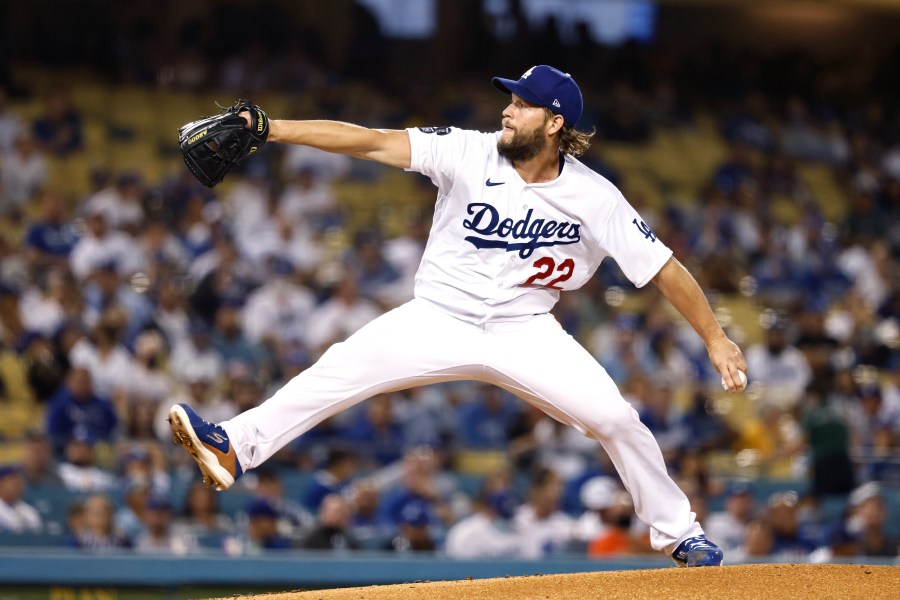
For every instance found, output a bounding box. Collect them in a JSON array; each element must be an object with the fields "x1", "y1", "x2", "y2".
[{"x1": 523, "y1": 257, "x2": 575, "y2": 290}]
